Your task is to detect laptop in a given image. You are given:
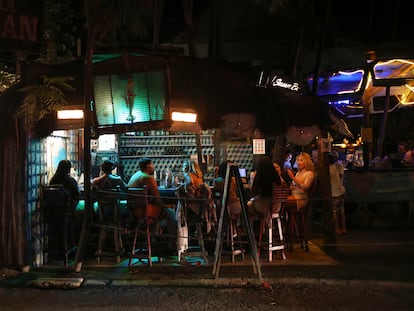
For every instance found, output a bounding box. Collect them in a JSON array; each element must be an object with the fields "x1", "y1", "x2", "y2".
[{"x1": 238, "y1": 168, "x2": 247, "y2": 178}]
